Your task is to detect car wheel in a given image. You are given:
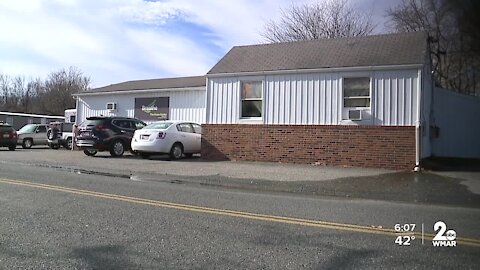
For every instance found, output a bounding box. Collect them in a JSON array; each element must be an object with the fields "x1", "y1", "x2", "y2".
[
  {"x1": 83, "y1": 149, "x2": 97, "y2": 156},
  {"x1": 185, "y1": 153, "x2": 193, "y2": 158},
  {"x1": 140, "y1": 153, "x2": 150, "y2": 159},
  {"x1": 8, "y1": 144, "x2": 16, "y2": 151},
  {"x1": 110, "y1": 140, "x2": 125, "y2": 157},
  {"x1": 22, "y1": 139, "x2": 33, "y2": 149},
  {"x1": 169, "y1": 143, "x2": 183, "y2": 160},
  {"x1": 66, "y1": 138, "x2": 73, "y2": 150}
]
